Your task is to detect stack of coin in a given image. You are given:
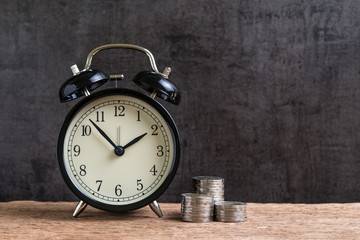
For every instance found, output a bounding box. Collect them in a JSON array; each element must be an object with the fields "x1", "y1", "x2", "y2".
[
  {"x1": 192, "y1": 176, "x2": 224, "y2": 202},
  {"x1": 214, "y1": 201, "x2": 247, "y2": 222},
  {"x1": 180, "y1": 193, "x2": 214, "y2": 222}
]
